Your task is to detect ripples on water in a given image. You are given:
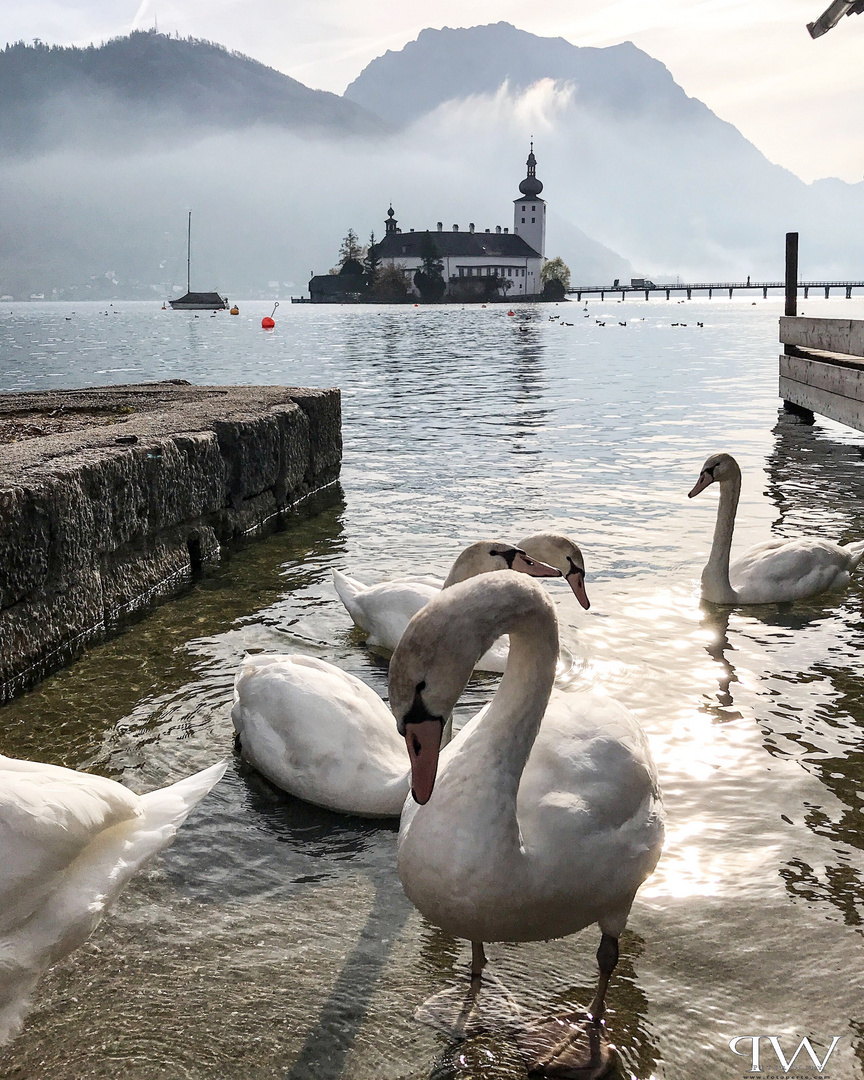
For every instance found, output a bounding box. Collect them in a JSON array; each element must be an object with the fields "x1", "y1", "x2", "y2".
[{"x1": 2, "y1": 299, "x2": 864, "y2": 1078}]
